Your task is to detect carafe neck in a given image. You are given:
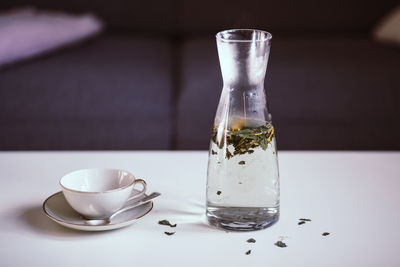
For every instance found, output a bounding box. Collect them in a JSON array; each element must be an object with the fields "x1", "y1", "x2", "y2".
[{"x1": 217, "y1": 30, "x2": 271, "y2": 90}]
